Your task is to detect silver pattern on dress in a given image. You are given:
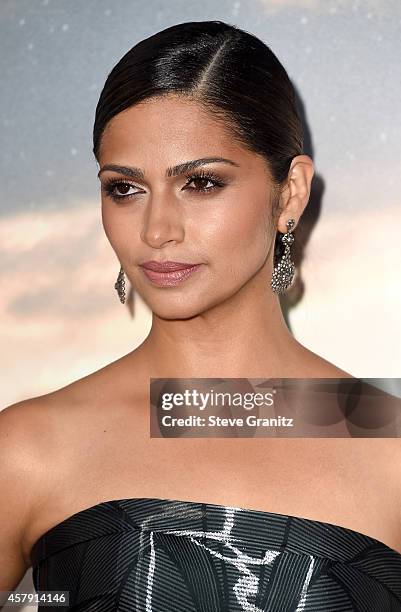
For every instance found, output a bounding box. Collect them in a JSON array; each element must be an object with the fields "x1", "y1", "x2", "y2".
[{"x1": 31, "y1": 497, "x2": 401, "y2": 611}]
